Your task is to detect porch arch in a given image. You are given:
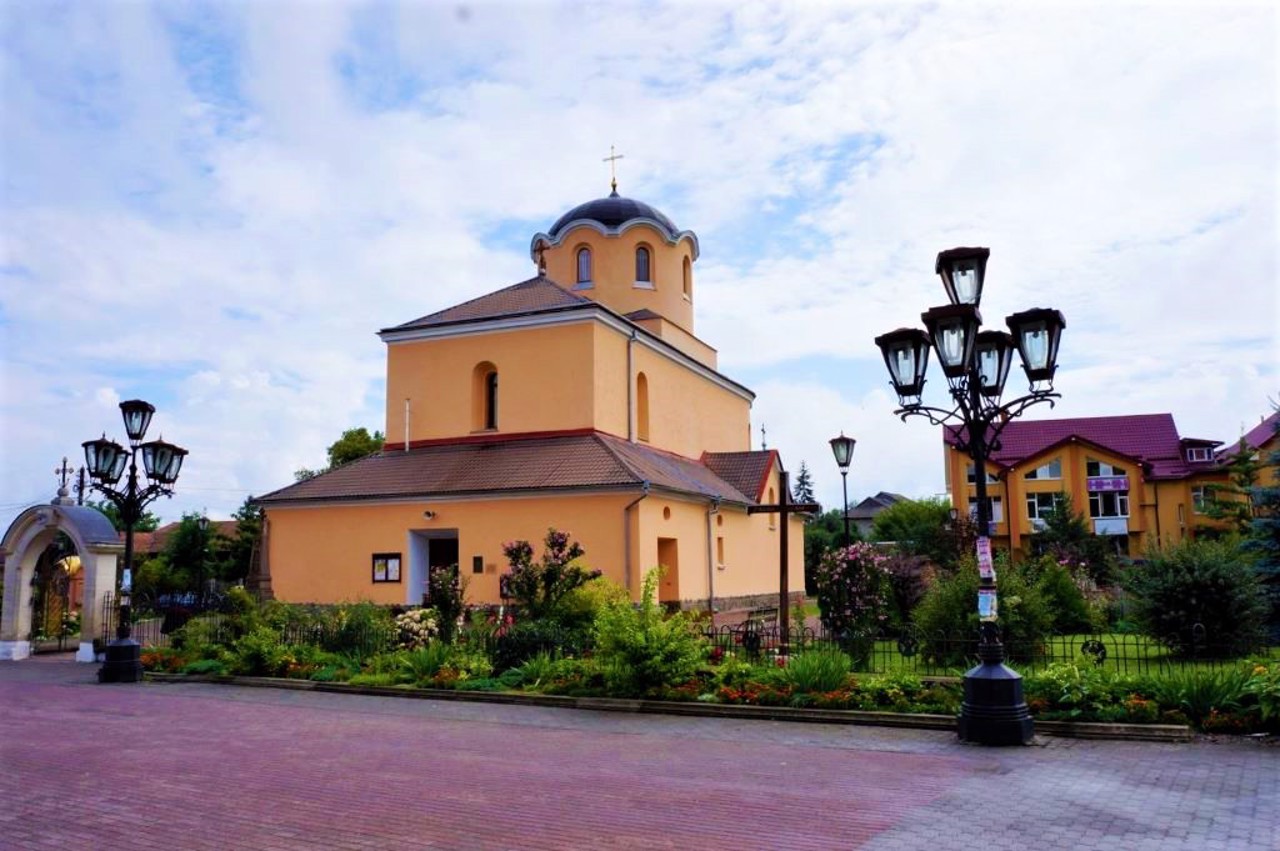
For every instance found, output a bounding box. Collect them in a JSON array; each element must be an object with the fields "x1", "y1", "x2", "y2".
[{"x1": 1, "y1": 504, "x2": 122, "y2": 662}]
